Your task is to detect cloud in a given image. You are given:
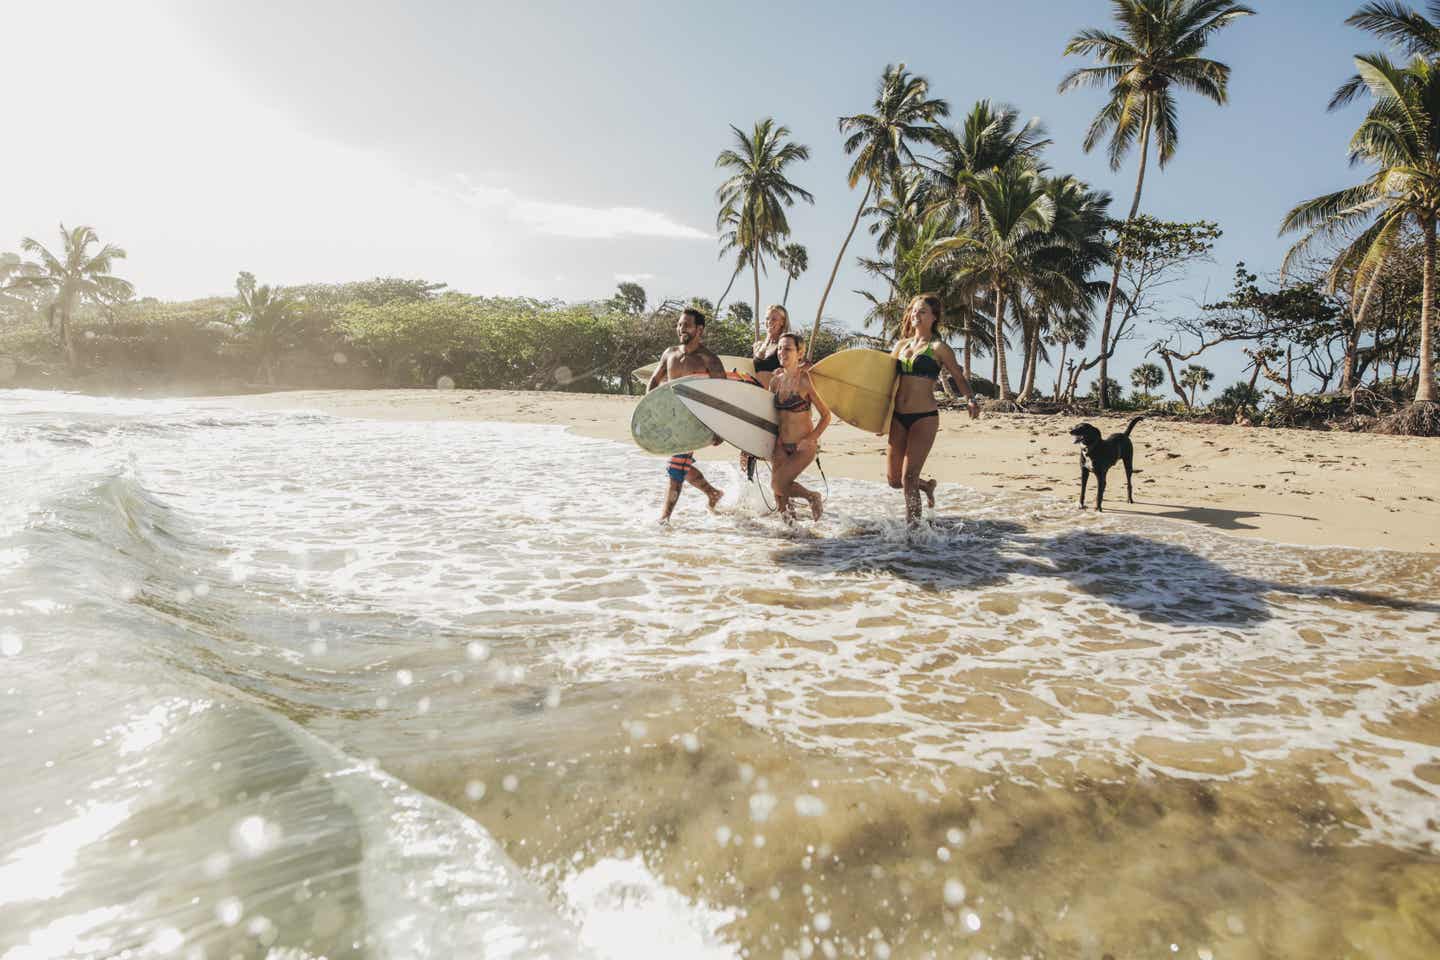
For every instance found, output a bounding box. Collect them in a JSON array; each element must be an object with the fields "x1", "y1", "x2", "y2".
[
  {"x1": 613, "y1": 273, "x2": 656, "y2": 283},
  {"x1": 456, "y1": 177, "x2": 710, "y2": 241}
]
